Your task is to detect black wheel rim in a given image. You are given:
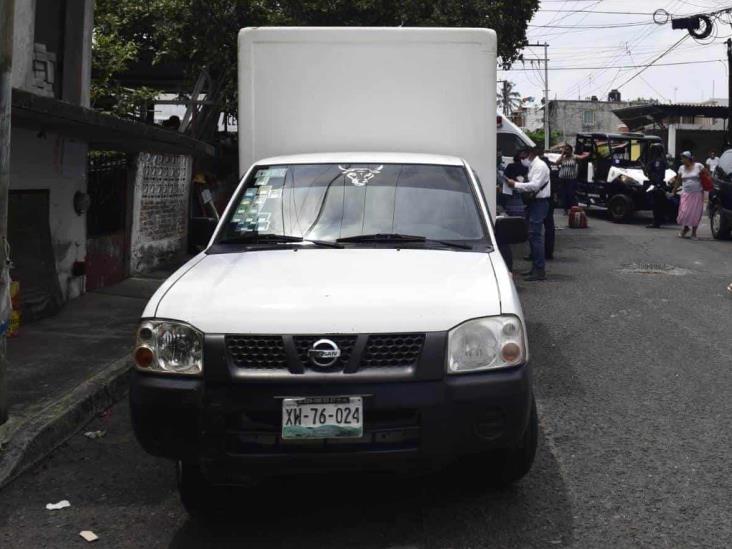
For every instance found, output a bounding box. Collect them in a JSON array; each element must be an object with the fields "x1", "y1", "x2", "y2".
[
  {"x1": 711, "y1": 209, "x2": 720, "y2": 235},
  {"x1": 611, "y1": 201, "x2": 626, "y2": 218}
]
